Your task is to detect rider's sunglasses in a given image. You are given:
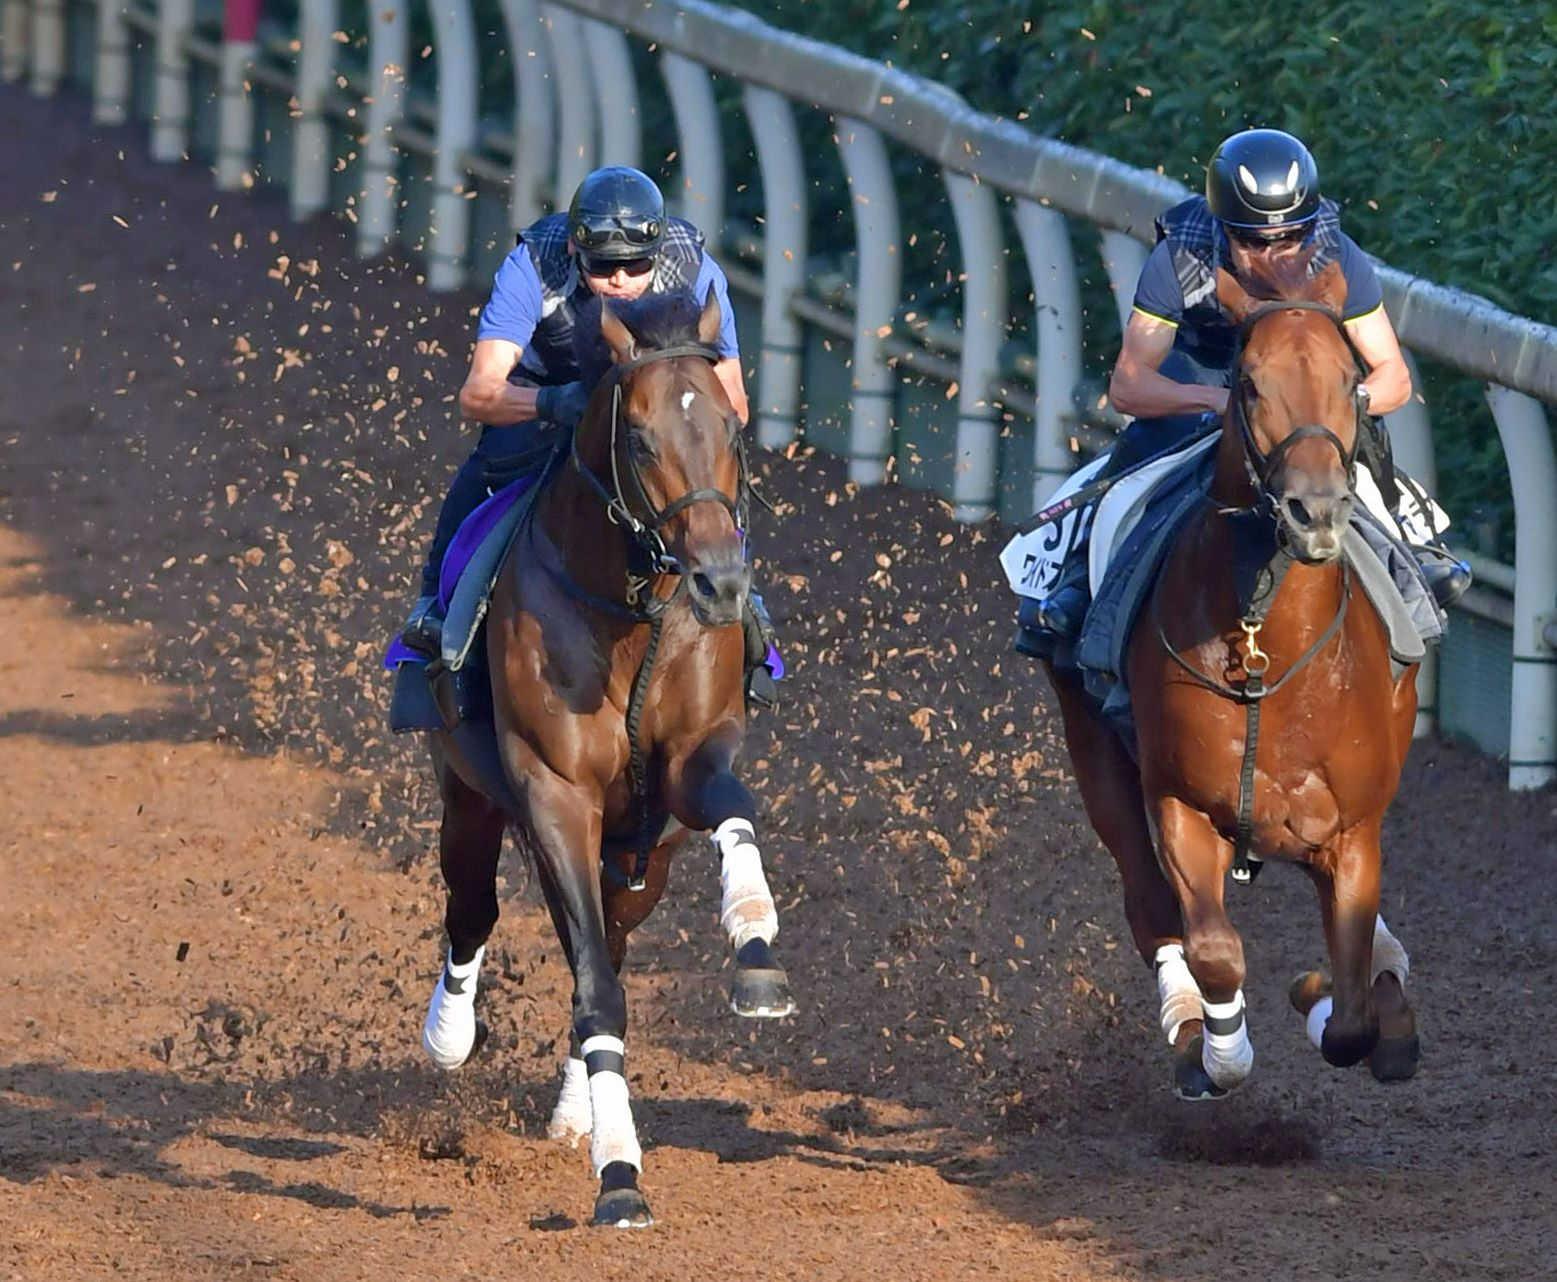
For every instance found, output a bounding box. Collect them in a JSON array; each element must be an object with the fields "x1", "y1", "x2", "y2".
[
  {"x1": 1227, "y1": 225, "x2": 1309, "y2": 251},
  {"x1": 580, "y1": 255, "x2": 656, "y2": 279}
]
